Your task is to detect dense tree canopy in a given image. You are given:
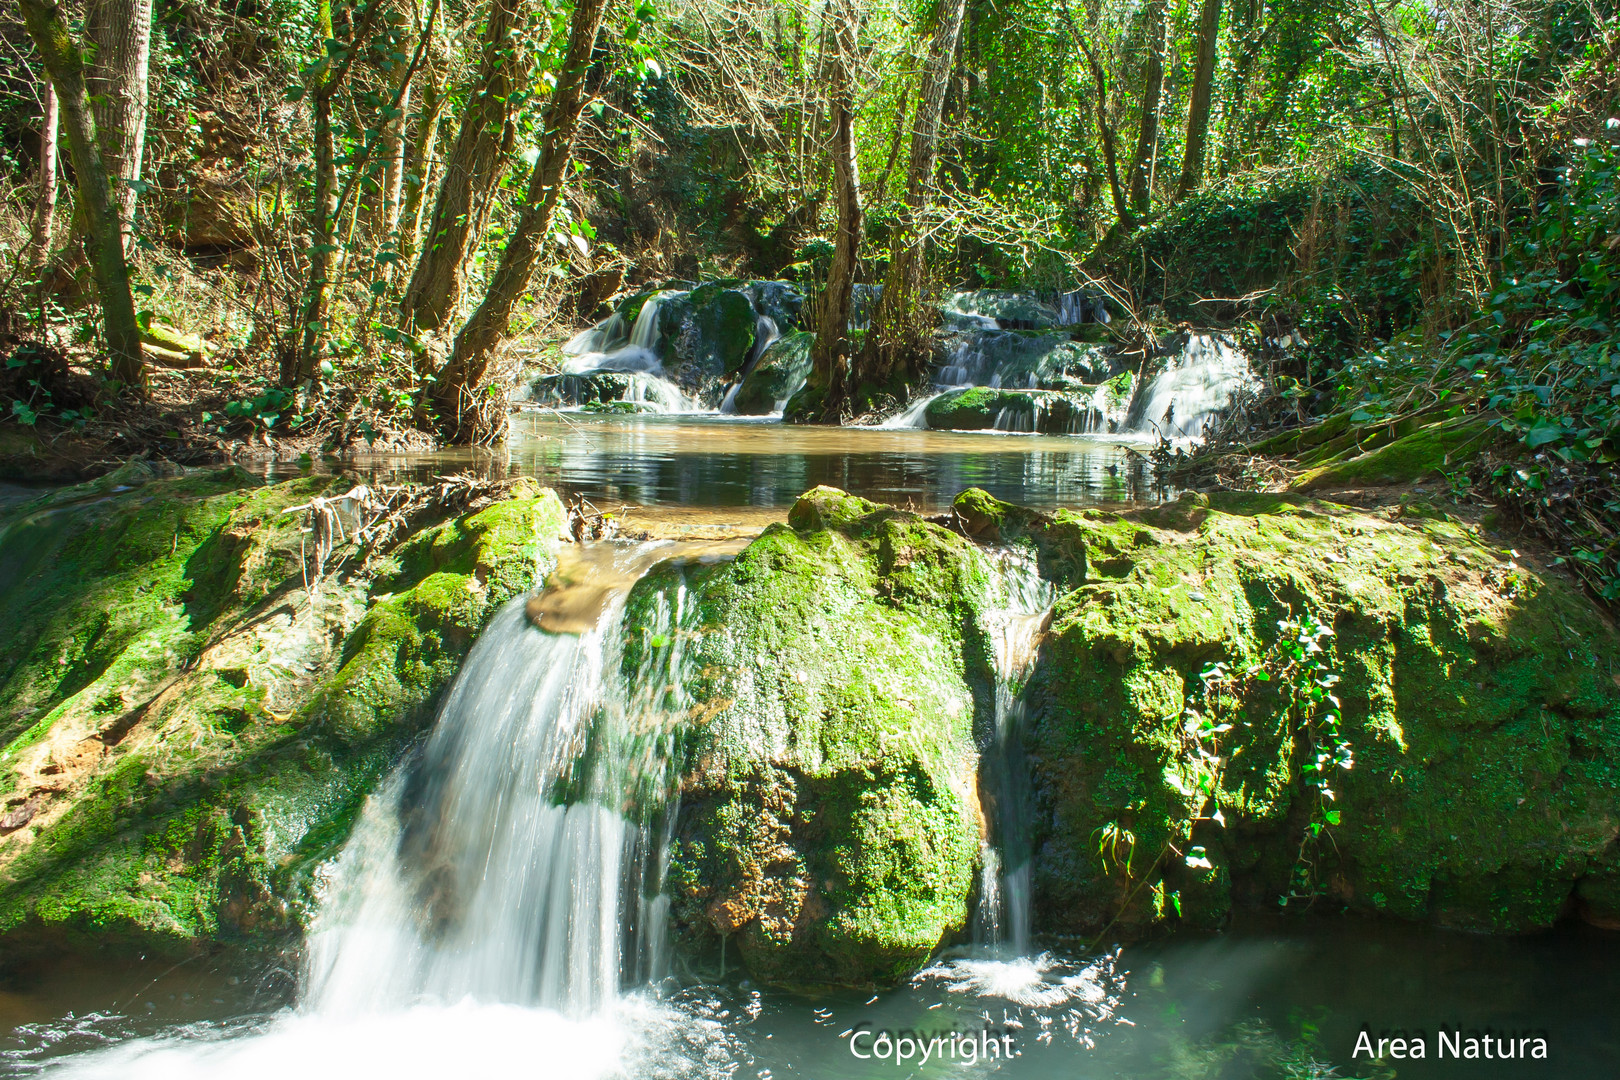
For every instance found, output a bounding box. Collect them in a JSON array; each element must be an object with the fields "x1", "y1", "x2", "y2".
[{"x1": 0, "y1": 0, "x2": 1614, "y2": 584}]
